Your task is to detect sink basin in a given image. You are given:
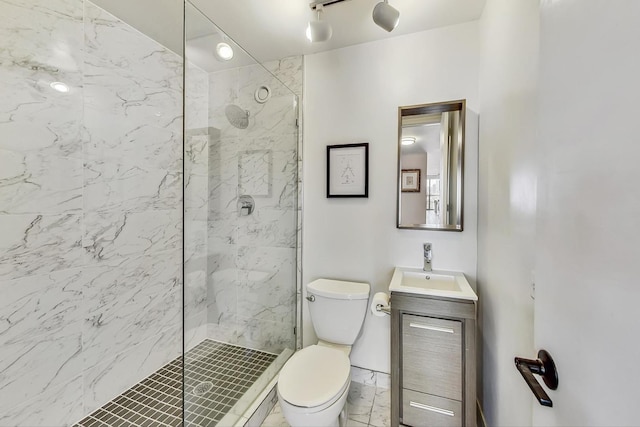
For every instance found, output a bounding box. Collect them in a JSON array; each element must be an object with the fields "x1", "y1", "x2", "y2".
[{"x1": 389, "y1": 267, "x2": 478, "y2": 301}]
